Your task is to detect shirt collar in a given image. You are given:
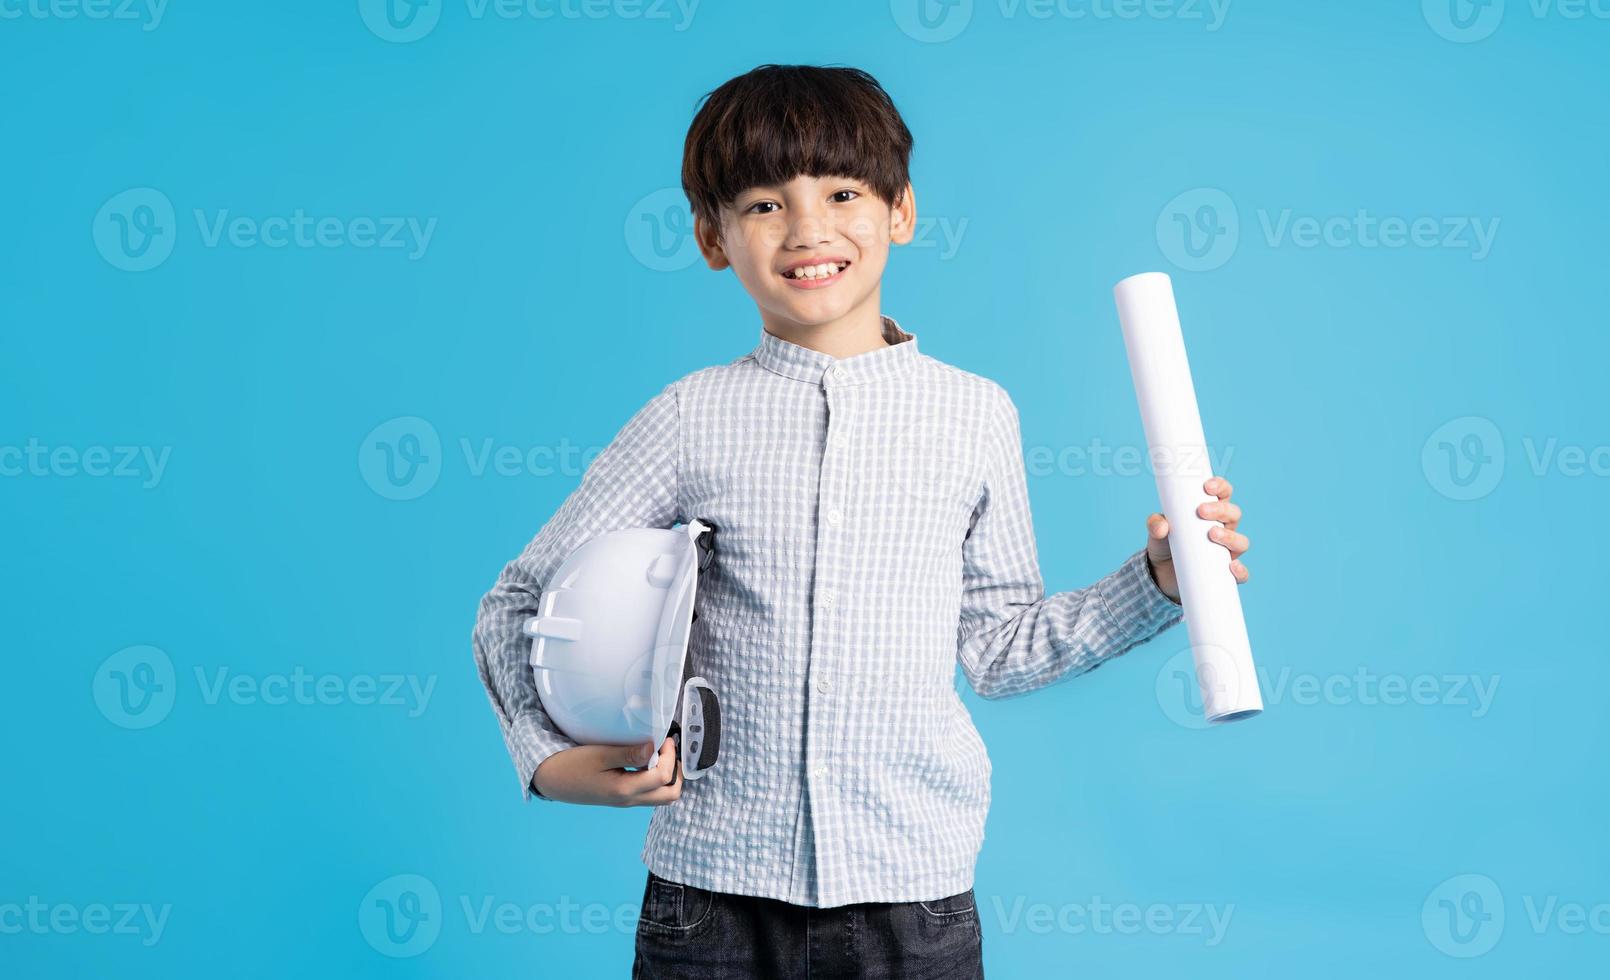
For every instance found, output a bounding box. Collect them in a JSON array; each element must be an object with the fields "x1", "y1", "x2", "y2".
[{"x1": 752, "y1": 315, "x2": 919, "y2": 387}]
